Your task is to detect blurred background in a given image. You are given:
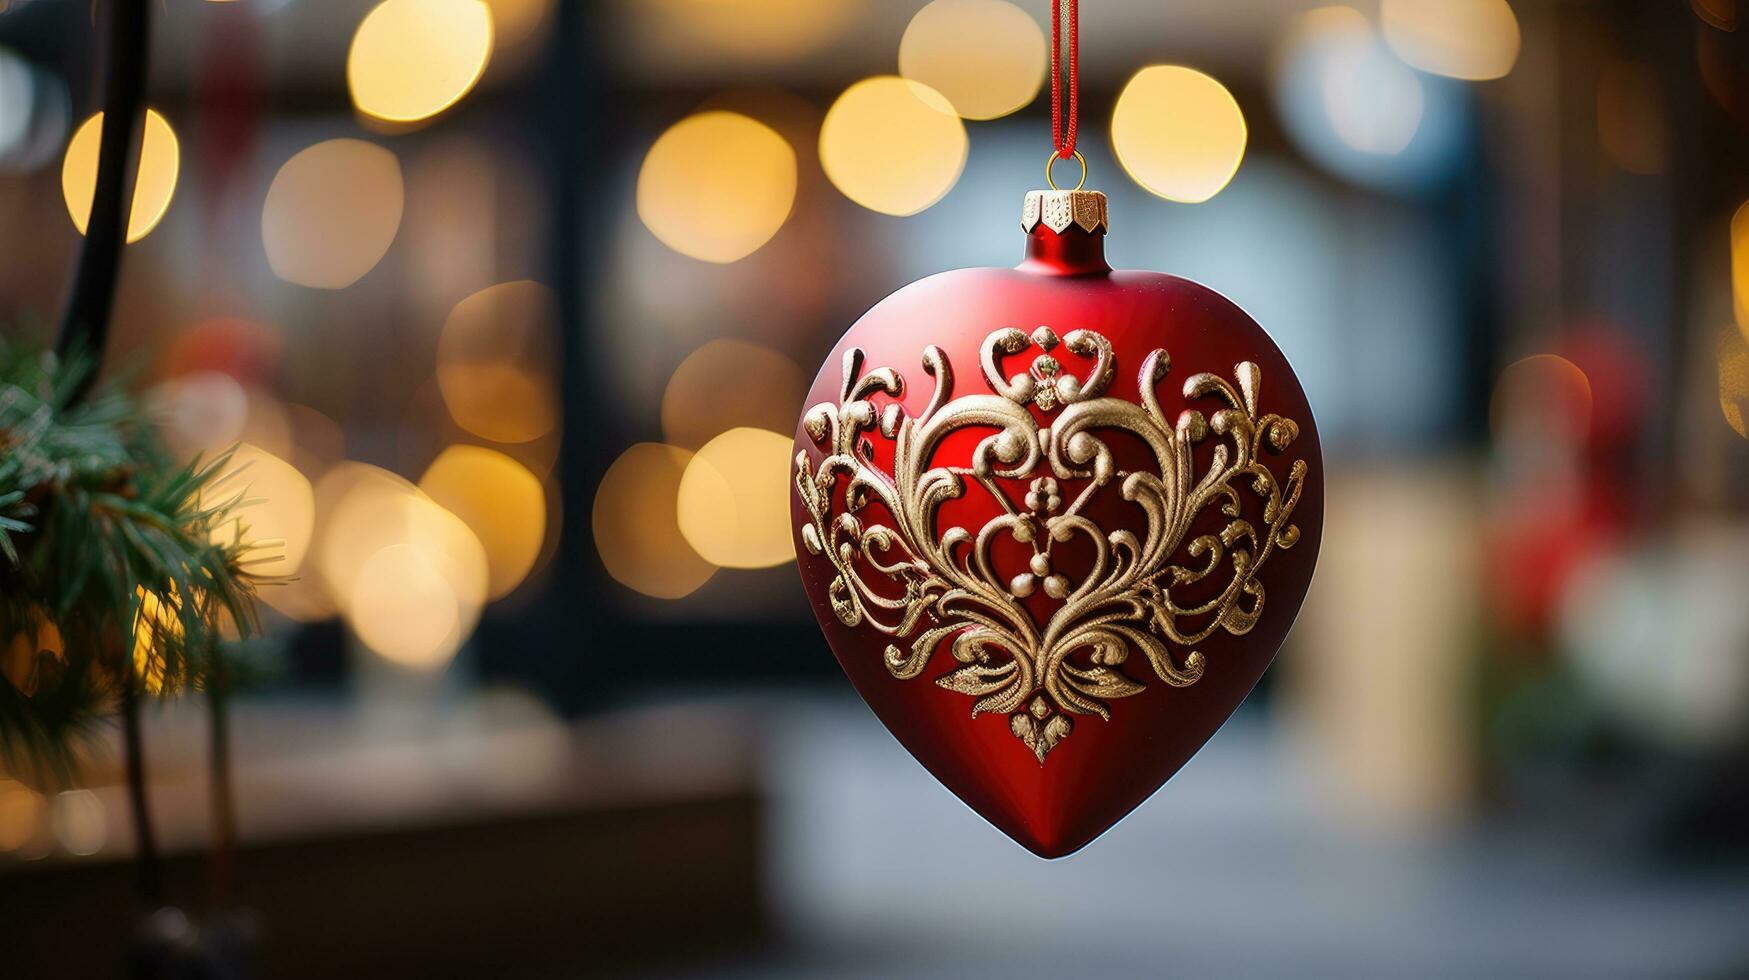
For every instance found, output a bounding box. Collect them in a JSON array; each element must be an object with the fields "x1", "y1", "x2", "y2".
[{"x1": 3, "y1": 0, "x2": 1749, "y2": 976}]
